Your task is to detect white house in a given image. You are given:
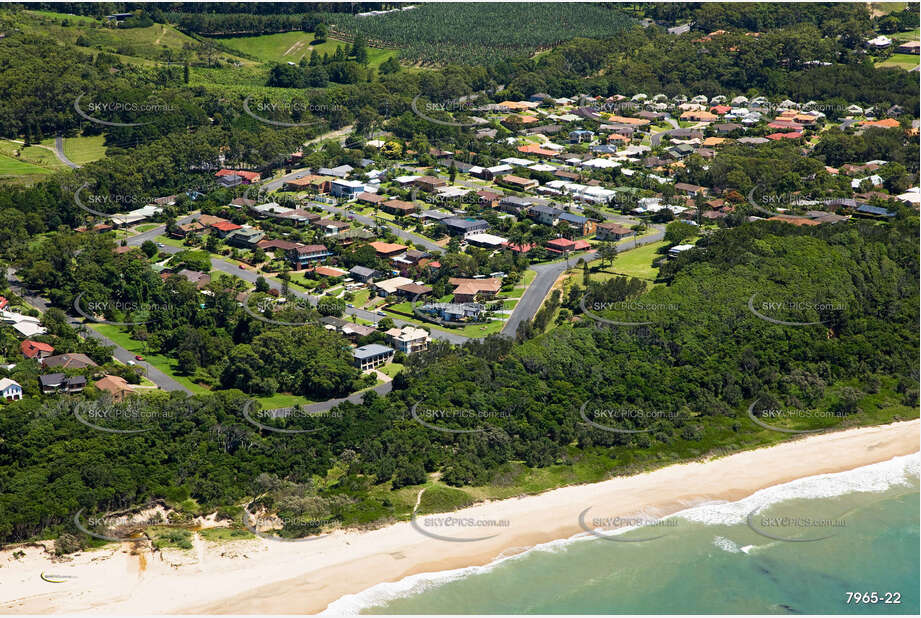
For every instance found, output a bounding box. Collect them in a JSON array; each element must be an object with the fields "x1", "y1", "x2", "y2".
[{"x1": 0, "y1": 378, "x2": 22, "y2": 401}]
